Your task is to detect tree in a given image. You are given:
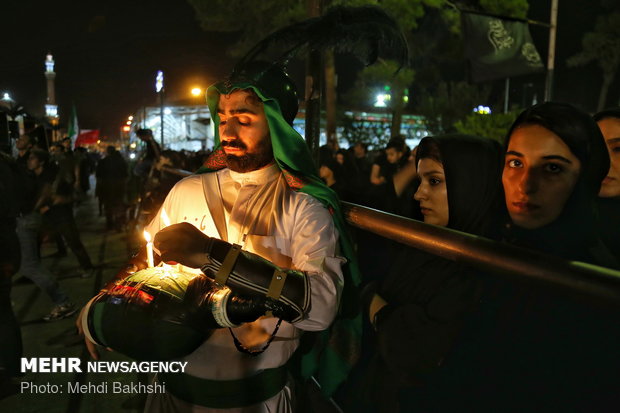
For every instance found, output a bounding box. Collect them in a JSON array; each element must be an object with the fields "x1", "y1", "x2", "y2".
[
  {"x1": 416, "y1": 81, "x2": 491, "y2": 134},
  {"x1": 343, "y1": 59, "x2": 415, "y2": 137},
  {"x1": 186, "y1": 0, "x2": 441, "y2": 146},
  {"x1": 187, "y1": 0, "x2": 306, "y2": 57},
  {"x1": 409, "y1": 0, "x2": 529, "y2": 133},
  {"x1": 454, "y1": 110, "x2": 518, "y2": 142},
  {"x1": 567, "y1": 11, "x2": 620, "y2": 111}
]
